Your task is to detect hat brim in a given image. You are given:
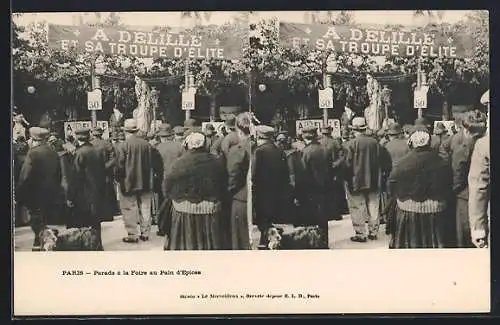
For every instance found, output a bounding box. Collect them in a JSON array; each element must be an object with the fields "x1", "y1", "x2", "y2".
[
  {"x1": 351, "y1": 125, "x2": 367, "y2": 131},
  {"x1": 122, "y1": 126, "x2": 138, "y2": 132}
]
